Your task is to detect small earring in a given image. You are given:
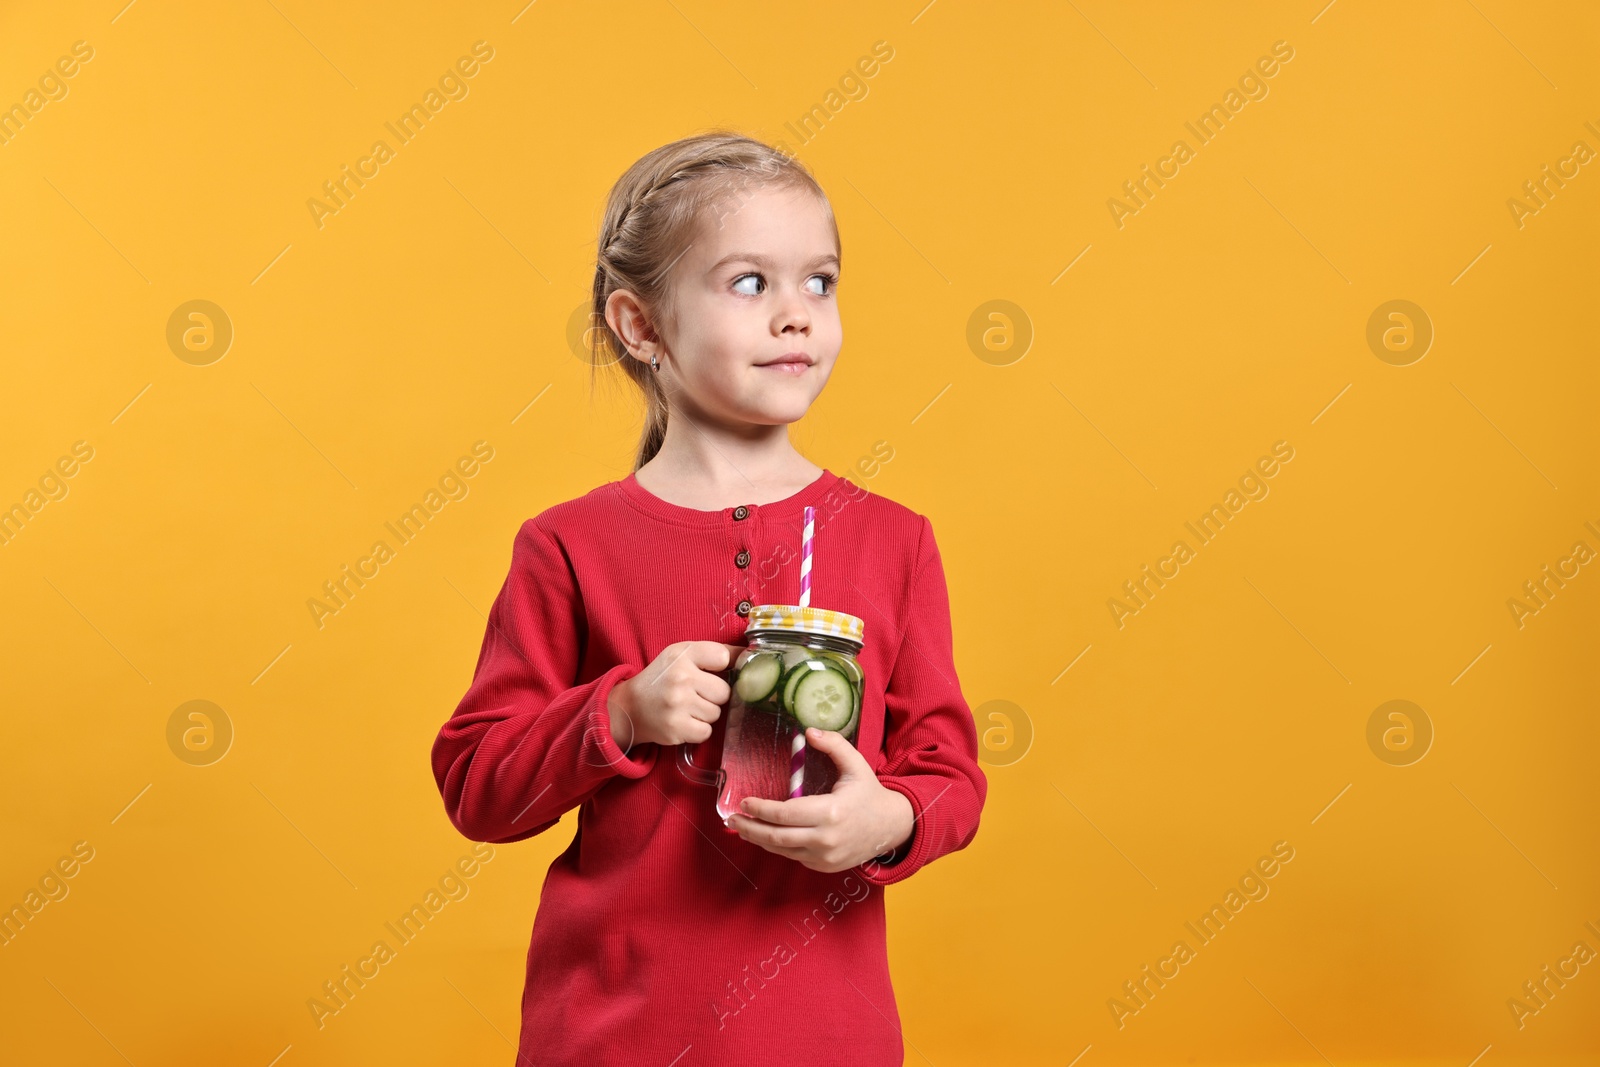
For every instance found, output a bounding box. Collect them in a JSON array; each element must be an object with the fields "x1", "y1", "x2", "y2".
[{"x1": 650, "y1": 353, "x2": 659, "y2": 372}]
